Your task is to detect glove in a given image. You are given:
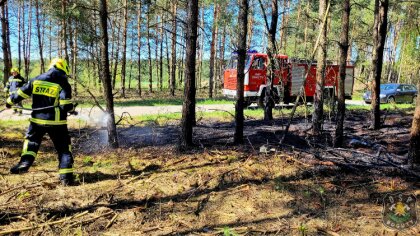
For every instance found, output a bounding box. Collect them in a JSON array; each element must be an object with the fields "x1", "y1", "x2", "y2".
[
  {"x1": 3, "y1": 88, "x2": 8, "y2": 93},
  {"x1": 68, "y1": 102, "x2": 78, "y2": 115}
]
